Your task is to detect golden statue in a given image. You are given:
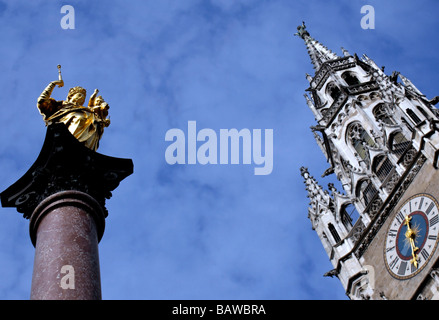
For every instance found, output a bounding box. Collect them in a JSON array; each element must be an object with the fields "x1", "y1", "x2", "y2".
[{"x1": 37, "y1": 65, "x2": 110, "y2": 151}]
